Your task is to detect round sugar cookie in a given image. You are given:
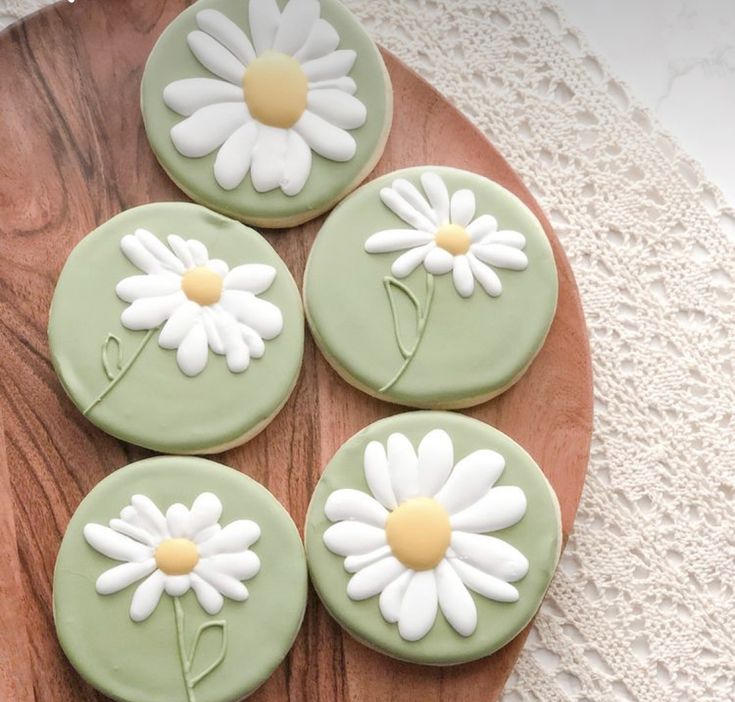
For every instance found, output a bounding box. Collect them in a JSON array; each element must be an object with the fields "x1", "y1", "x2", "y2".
[
  {"x1": 54, "y1": 456, "x2": 307, "y2": 702},
  {"x1": 305, "y1": 411, "x2": 562, "y2": 665},
  {"x1": 303, "y1": 166, "x2": 559, "y2": 409},
  {"x1": 142, "y1": 0, "x2": 393, "y2": 228},
  {"x1": 48, "y1": 202, "x2": 303, "y2": 454}
]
